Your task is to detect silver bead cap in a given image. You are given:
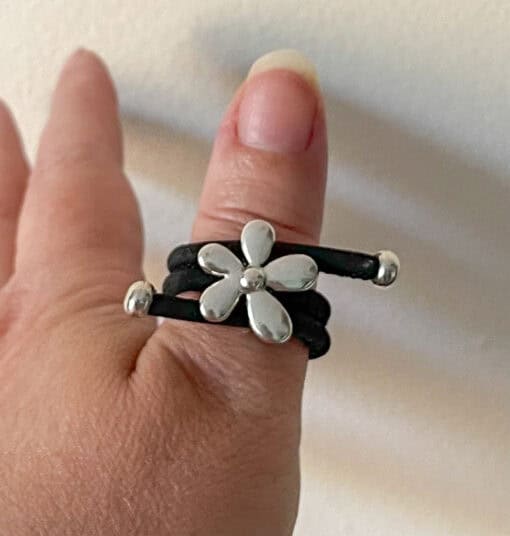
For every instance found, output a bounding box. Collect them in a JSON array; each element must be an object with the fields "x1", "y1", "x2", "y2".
[
  {"x1": 124, "y1": 281, "x2": 154, "y2": 316},
  {"x1": 373, "y1": 250, "x2": 400, "y2": 287}
]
